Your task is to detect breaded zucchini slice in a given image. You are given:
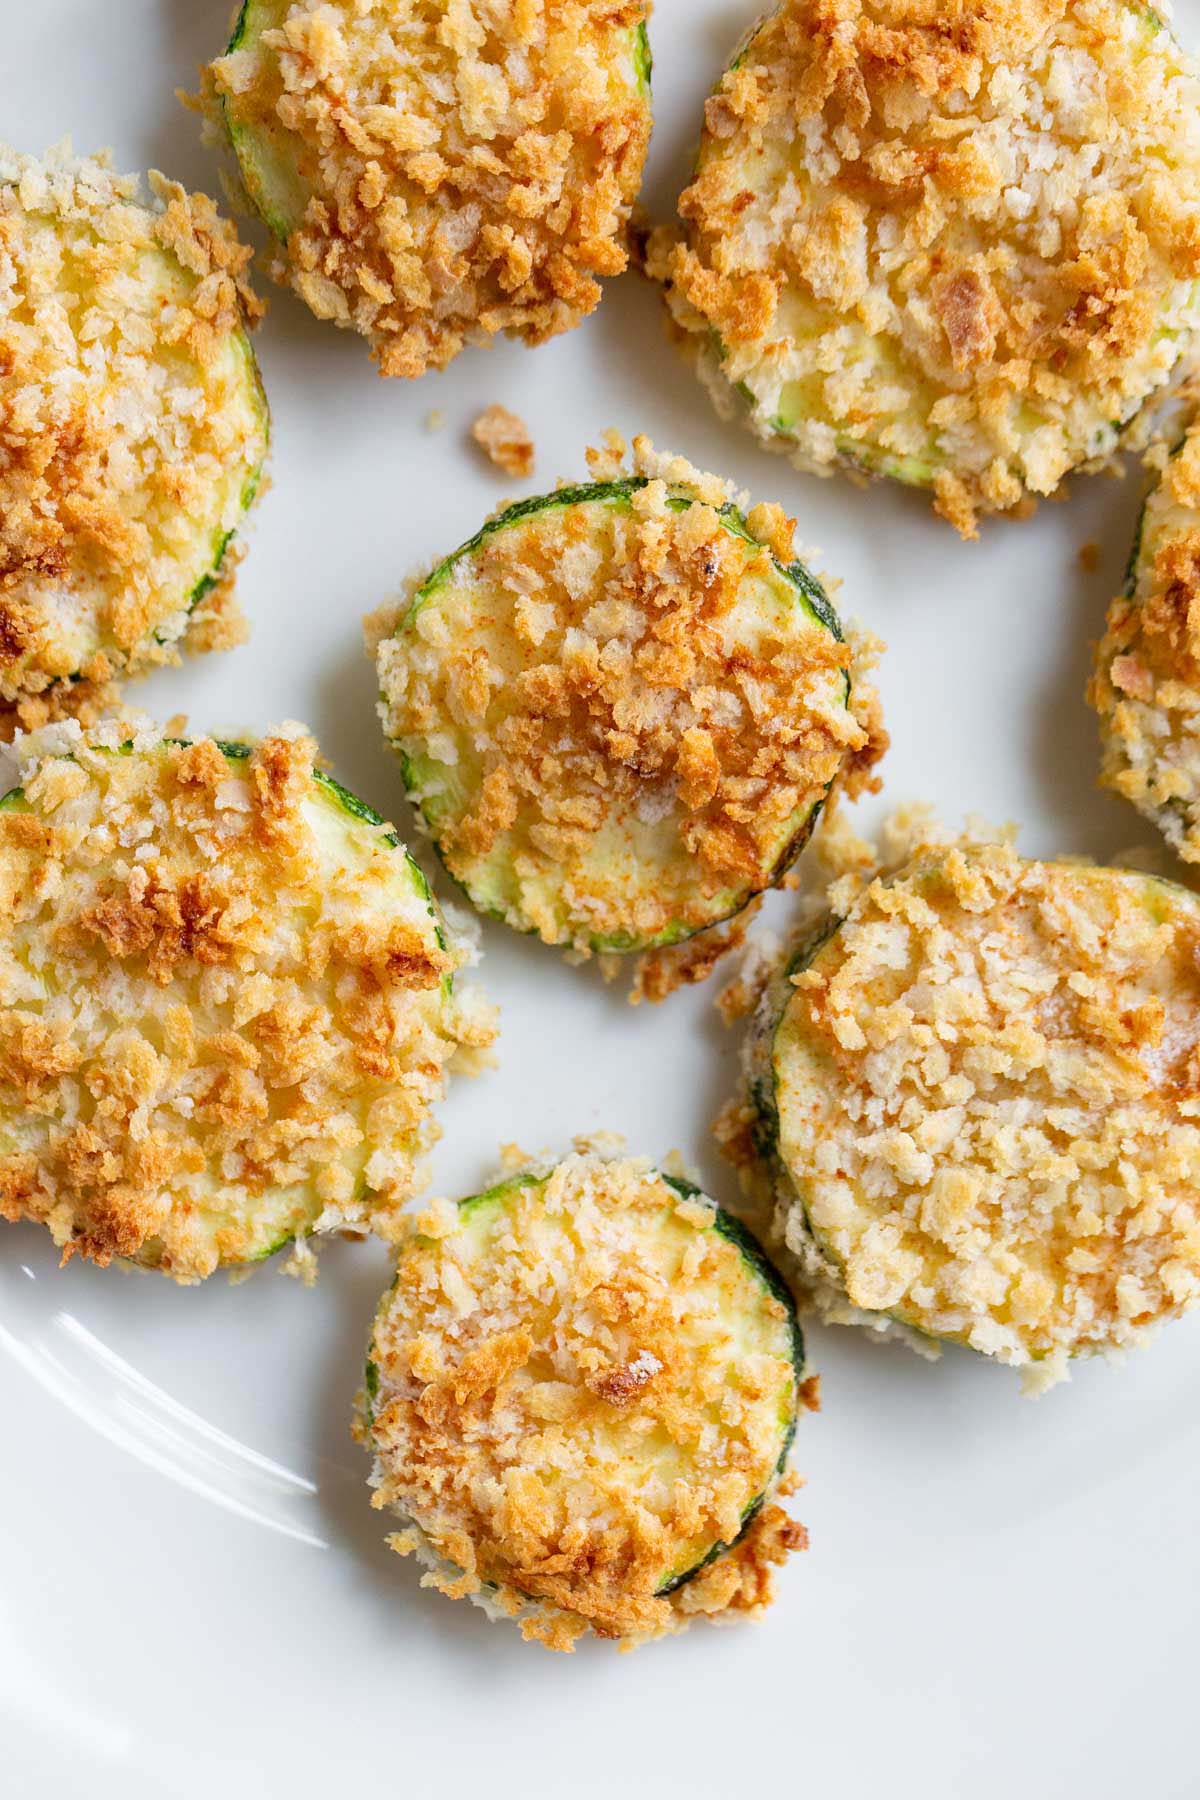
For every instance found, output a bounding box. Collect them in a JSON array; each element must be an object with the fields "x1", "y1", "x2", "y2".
[
  {"x1": 755, "y1": 838, "x2": 1200, "y2": 1379},
  {"x1": 207, "y1": 0, "x2": 652, "y2": 376},
  {"x1": 1092, "y1": 416, "x2": 1200, "y2": 858},
  {"x1": 373, "y1": 439, "x2": 880, "y2": 955},
  {"x1": 648, "y1": 0, "x2": 1200, "y2": 536},
  {"x1": 360, "y1": 1149, "x2": 807, "y2": 1649},
  {"x1": 0, "y1": 724, "x2": 471, "y2": 1283},
  {"x1": 0, "y1": 145, "x2": 268, "y2": 714}
]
